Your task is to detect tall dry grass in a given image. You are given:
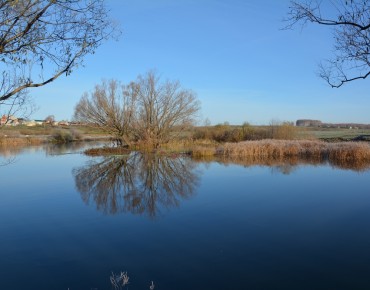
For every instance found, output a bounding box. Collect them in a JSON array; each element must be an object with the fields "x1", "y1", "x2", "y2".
[
  {"x1": 0, "y1": 136, "x2": 45, "y2": 159},
  {"x1": 0, "y1": 136, "x2": 45, "y2": 146},
  {"x1": 191, "y1": 140, "x2": 370, "y2": 170},
  {"x1": 219, "y1": 140, "x2": 327, "y2": 159}
]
